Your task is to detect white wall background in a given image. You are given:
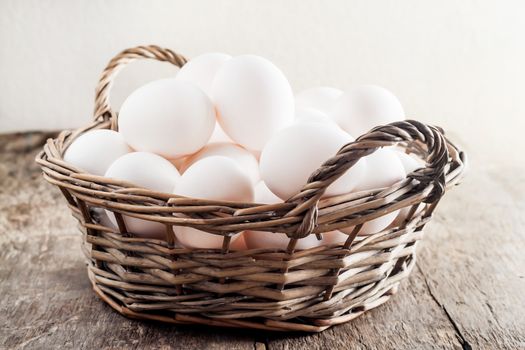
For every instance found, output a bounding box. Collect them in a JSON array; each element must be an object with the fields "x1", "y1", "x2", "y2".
[{"x1": 1, "y1": 0, "x2": 524, "y2": 164}]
